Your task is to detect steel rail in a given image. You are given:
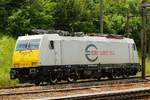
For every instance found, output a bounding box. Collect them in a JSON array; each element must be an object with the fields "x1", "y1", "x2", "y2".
[
  {"x1": 1, "y1": 76, "x2": 150, "y2": 90},
  {"x1": 36, "y1": 87, "x2": 150, "y2": 100},
  {"x1": 0, "y1": 78, "x2": 150, "y2": 97}
]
